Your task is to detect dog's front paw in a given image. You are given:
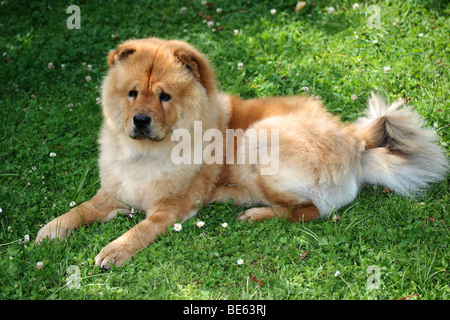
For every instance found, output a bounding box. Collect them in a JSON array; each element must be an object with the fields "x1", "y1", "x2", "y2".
[
  {"x1": 35, "y1": 218, "x2": 71, "y2": 244},
  {"x1": 95, "y1": 239, "x2": 133, "y2": 269}
]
